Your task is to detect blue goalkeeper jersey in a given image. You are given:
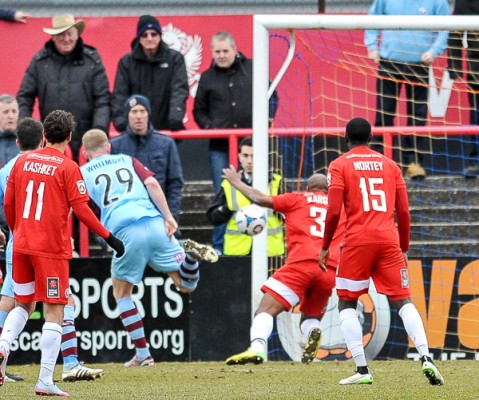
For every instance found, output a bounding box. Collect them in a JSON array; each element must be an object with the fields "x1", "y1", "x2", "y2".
[{"x1": 81, "y1": 153, "x2": 161, "y2": 234}]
